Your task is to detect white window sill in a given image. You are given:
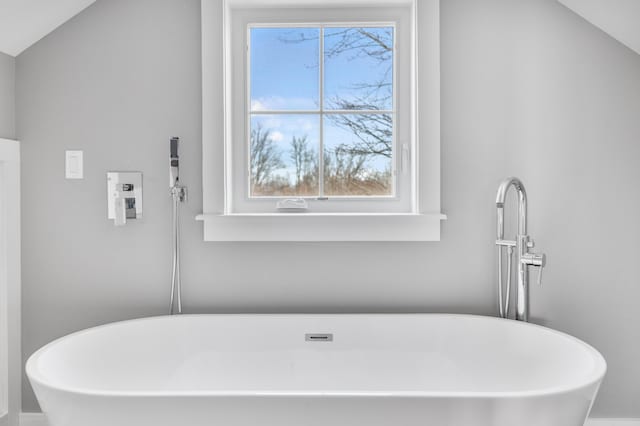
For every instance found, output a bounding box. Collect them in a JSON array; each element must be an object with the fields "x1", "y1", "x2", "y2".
[{"x1": 195, "y1": 213, "x2": 447, "y2": 242}]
